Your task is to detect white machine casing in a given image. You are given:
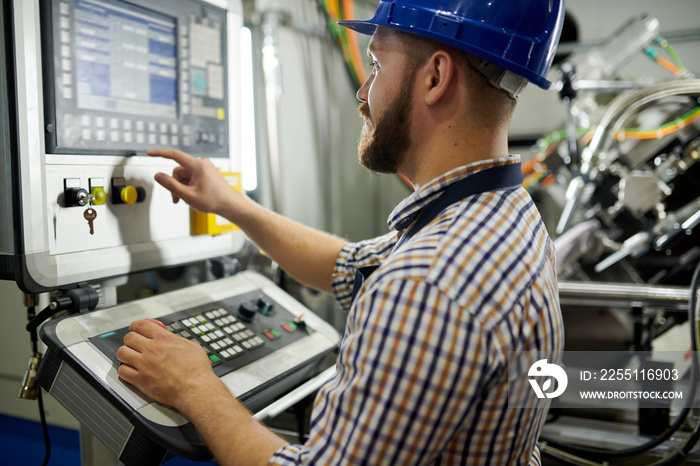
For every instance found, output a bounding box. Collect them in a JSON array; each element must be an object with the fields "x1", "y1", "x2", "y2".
[{"x1": 1, "y1": 0, "x2": 246, "y2": 292}]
